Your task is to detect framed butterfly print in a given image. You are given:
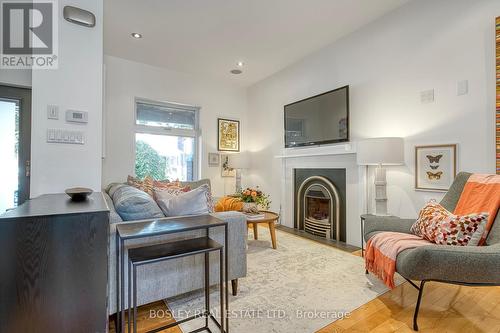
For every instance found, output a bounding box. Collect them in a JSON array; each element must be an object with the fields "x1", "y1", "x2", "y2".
[{"x1": 415, "y1": 144, "x2": 457, "y2": 192}]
